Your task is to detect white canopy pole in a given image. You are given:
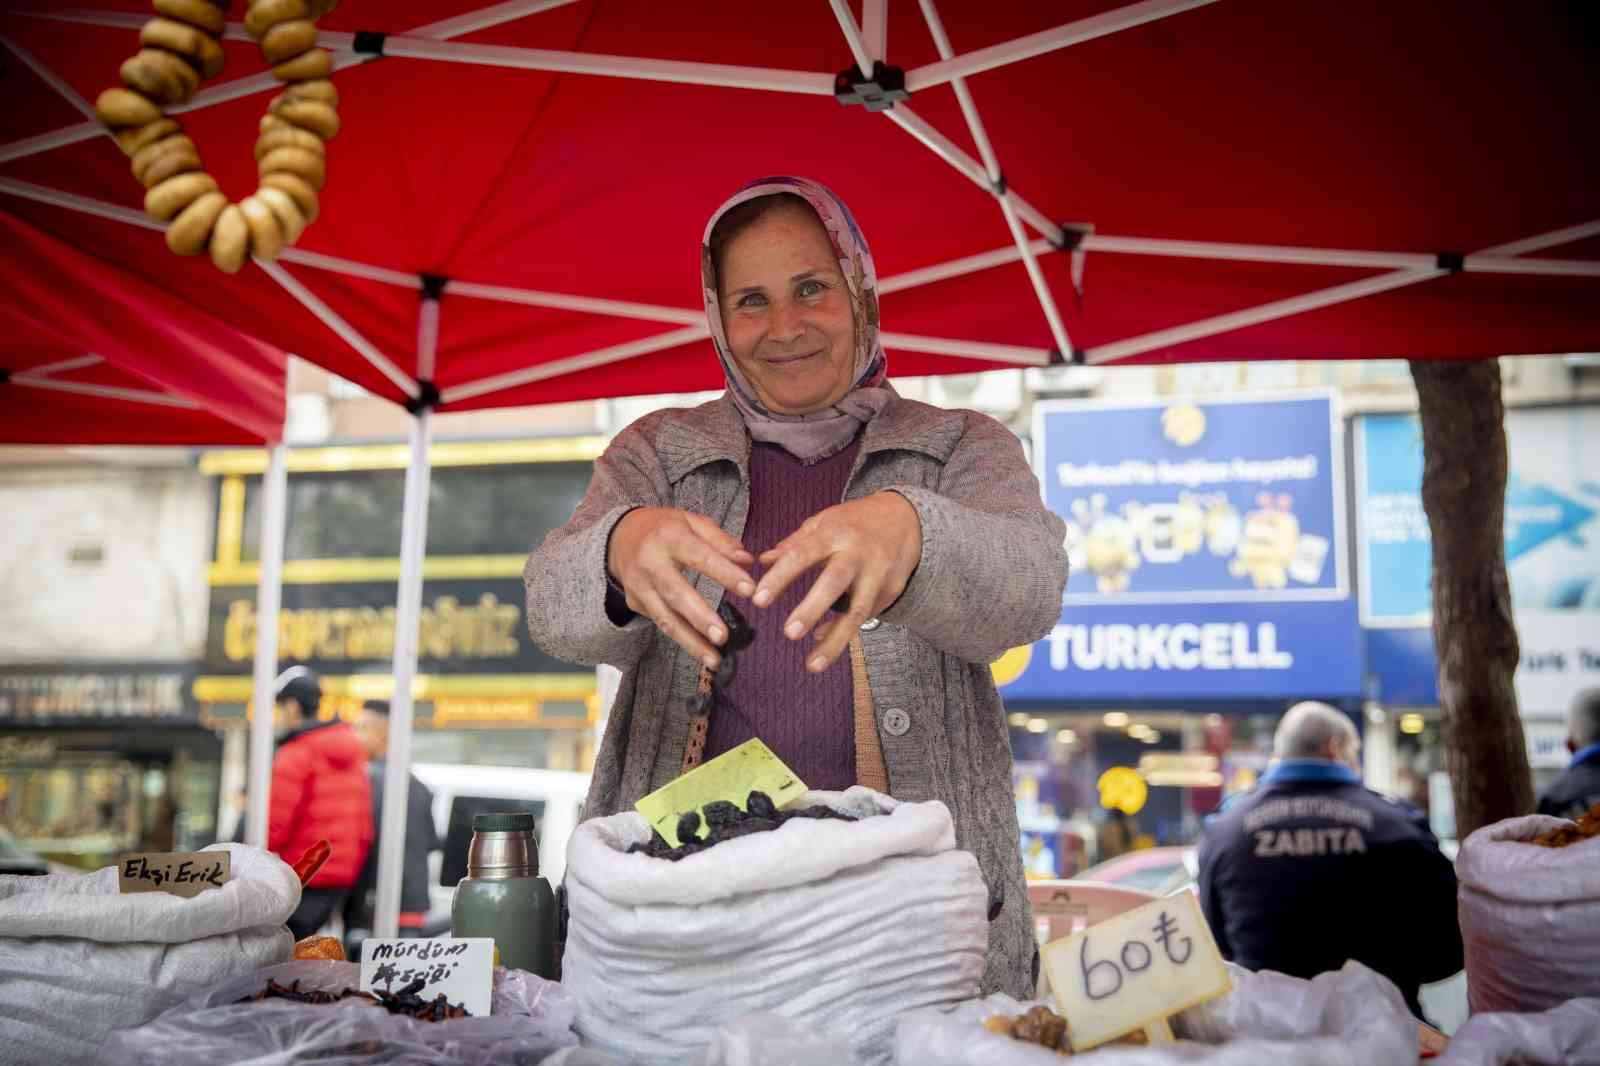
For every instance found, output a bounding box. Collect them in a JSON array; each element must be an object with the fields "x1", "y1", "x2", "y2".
[
  {"x1": 244, "y1": 442, "x2": 288, "y2": 847},
  {"x1": 372, "y1": 295, "x2": 438, "y2": 940},
  {"x1": 905, "y1": 0, "x2": 1218, "y2": 91},
  {"x1": 914, "y1": 0, "x2": 1073, "y2": 358}
]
